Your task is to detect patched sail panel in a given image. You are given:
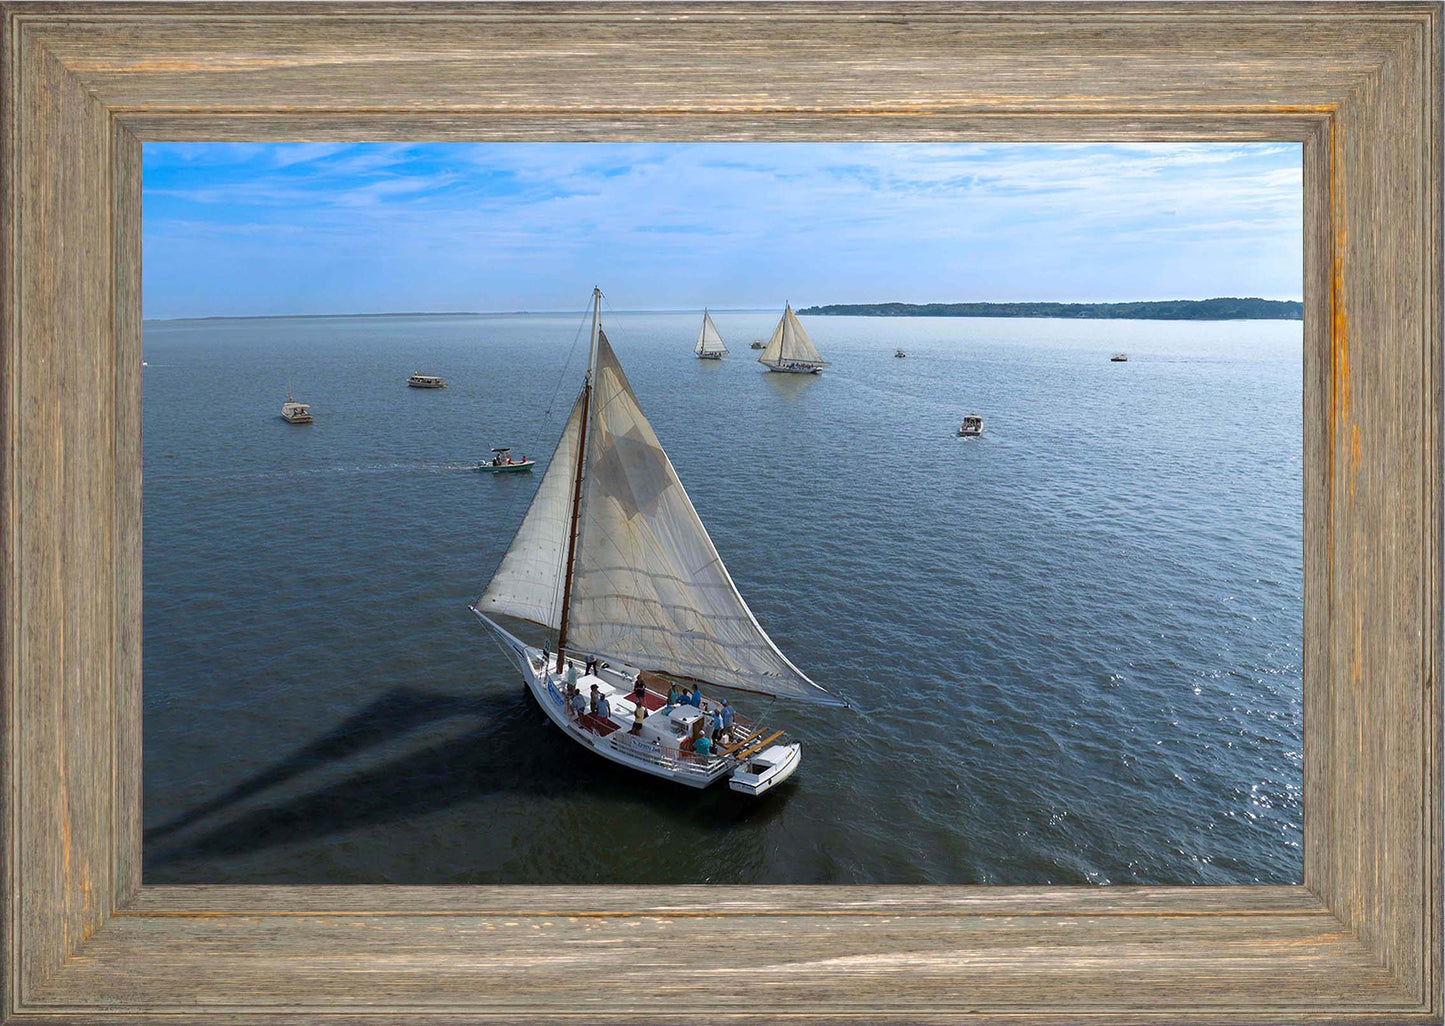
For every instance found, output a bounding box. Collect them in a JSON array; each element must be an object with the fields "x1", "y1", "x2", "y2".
[
  {"x1": 567, "y1": 333, "x2": 842, "y2": 706},
  {"x1": 758, "y1": 304, "x2": 825, "y2": 366},
  {"x1": 475, "y1": 393, "x2": 585, "y2": 629},
  {"x1": 695, "y1": 310, "x2": 728, "y2": 354}
]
